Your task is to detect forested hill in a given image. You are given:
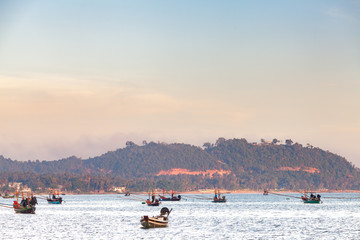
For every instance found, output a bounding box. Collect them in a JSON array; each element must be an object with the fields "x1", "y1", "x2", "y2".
[
  {"x1": 0, "y1": 142, "x2": 223, "y2": 177},
  {"x1": 0, "y1": 138, "x2": 359, "y2": 191},
  {"x1": 85, "y1": 142, "x2": 224, "y2": 178},
  {"x1": 205, "y1": 138, "x2": 359, "y2": 189}
]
